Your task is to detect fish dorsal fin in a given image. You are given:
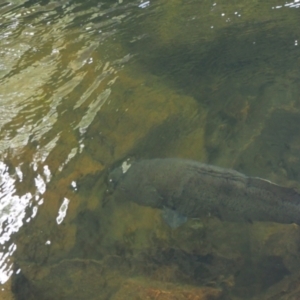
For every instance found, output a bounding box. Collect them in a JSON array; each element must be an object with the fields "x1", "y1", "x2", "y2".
[{"x1": 248, "y1": 177, "x2": 300, "y2": 205}]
